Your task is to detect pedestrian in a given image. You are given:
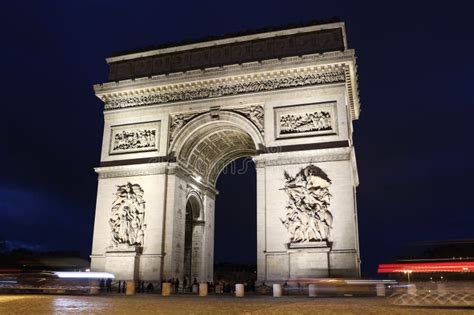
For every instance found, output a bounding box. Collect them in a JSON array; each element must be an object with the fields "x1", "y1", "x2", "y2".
[
  {"x1": 183, "y1": 277, "x2": 188, "y2": 292},
  {"x1": 146, "y1": 282, "x2": 154, "y2": 293},
  {"x1": 106, "y1": 278, "x2": 112, "y2": 293},
  {"x1": 175, "y1": 278, "x2": 180, "y2": 293},
  {"x1": 100, "y1": 279, "x2": 105, "y2": 292}
]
